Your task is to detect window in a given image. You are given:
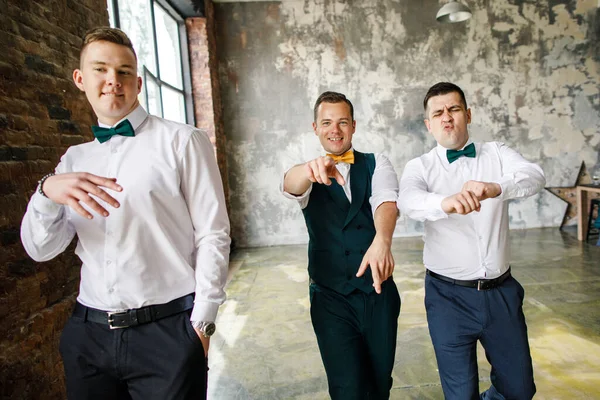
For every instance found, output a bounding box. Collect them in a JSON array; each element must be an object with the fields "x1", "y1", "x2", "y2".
[{"x1": 108, "y1": 0, "x2": 192, "y2": 124}]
